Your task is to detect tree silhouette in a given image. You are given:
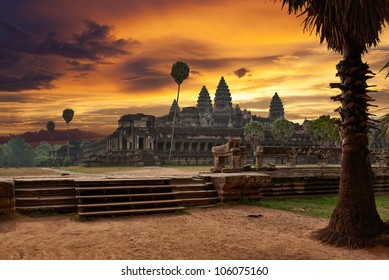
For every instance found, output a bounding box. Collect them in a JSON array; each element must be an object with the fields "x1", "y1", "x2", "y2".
[
  {"x1": 244, "y1": 121, "x2": 264, "y2": 164},
  {"x1": 62, "y1": 108, "x2": 74, "y2": 161},
  {"x1": 306, "y1": 115, "x2": 340, "y2": 147},
  {"x1": 279, "y1": 0, "x2": 389, "y2": 248},
  {"x1": 169, "y1": 61, "x2": 190, "y2": 160},
  {"x1": 46, "y1": 121, "x2": 55, "y2": 160},
  {"x1": 271, "y1": 118, "x2": 294, "y2": 146}
]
